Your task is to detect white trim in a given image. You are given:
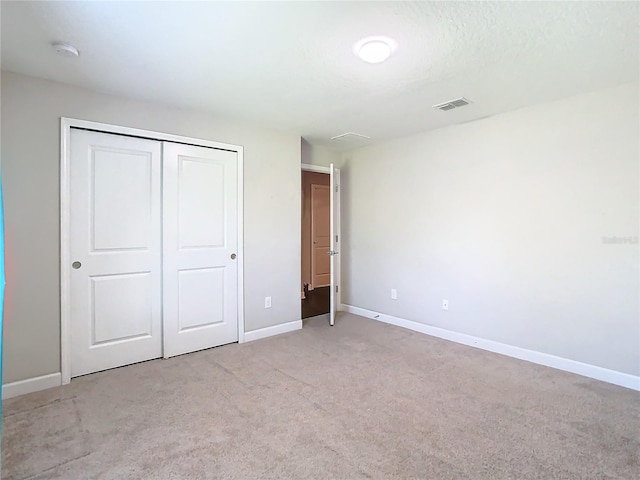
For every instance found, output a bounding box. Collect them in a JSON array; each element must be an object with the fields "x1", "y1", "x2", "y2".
[
  {"x1": 341, "y1": 304, "x2": 640, "y2": 391},
  {"x1": 60, "y1": 117, "x2": 245, "y2": 382},
  {"x1": 237, "y1": 145, "x2": 245, "y2": 344},
  {"x1": 333, "y1": 167, "x2": 341, "y2": 310},
  {"x1": 61, "y1": 118, "x2": 241, "y2": 151},
  {"x1": 60, "y1": 119, "x2": 72, "y2": 385},
  {"x1": 301, "y1": 163, "x2": 330, "y2": 173},
  {"x1": 2, "y1": 373, "x2": 62, "y2": 399},
  {"x1": 243, "y1": 320, "x2": 302, "y2": 342},
  {"x1": 301, "y1": 162, "x2": 341, "y2": 324}
]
